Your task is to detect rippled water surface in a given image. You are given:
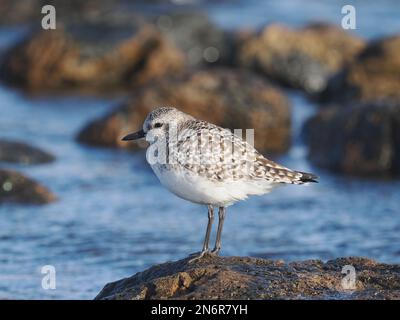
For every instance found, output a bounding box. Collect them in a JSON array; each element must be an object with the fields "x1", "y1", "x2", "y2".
[{"x1": 1, "y1": 1, "x2": 400, "y2": 299}]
